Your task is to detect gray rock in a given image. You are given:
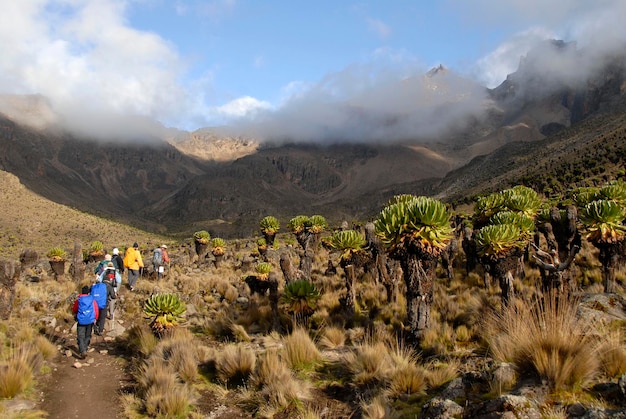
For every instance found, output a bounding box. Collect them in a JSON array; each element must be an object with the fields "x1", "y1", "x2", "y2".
[
  {"x1": 619, "y1": 373, "x2": 626, "y2": 399},
  {"x1": 420, "y1": 397, "x2": 463, "y2": 419},
  {"x1": 439, "y1": 377, "x2": 465, "y2": 400}
]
